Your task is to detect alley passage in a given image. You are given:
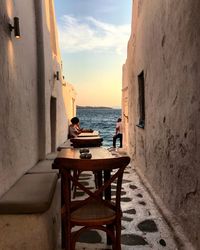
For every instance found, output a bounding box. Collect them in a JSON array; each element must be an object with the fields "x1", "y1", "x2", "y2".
[{"x1": 57, "y1": 163, "x2": 178, "y2": 250}]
